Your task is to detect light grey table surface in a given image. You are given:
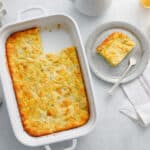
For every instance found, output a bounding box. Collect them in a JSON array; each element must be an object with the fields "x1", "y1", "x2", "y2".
[{"x1": 1, "y1": 0, "x2": 150, "y2": 150}]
